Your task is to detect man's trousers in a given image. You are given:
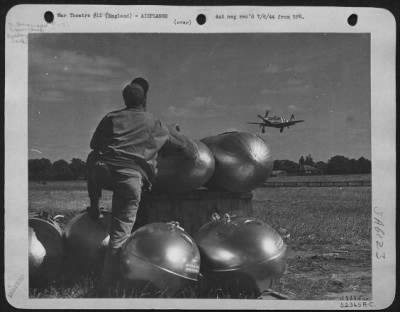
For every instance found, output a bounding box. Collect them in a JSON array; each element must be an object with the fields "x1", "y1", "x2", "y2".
[{"x1": 87, "y1": 152, "x2": 145, "y2": 290}]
